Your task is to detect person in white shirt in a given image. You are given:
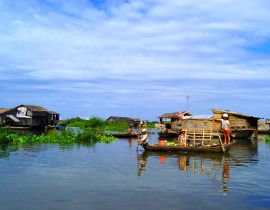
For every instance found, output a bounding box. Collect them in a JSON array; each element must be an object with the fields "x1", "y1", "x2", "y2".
[
  {"x1": 138, "y1": 128, "x2": 148, "y2": 146},
  {"x1": 221, "y1": 113, "x2": 231, "y2": 144}
]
